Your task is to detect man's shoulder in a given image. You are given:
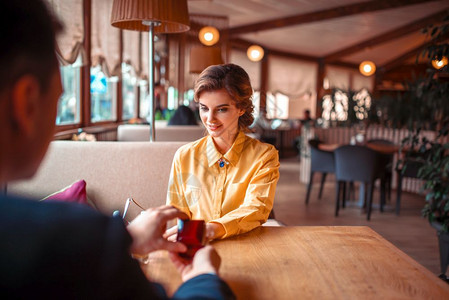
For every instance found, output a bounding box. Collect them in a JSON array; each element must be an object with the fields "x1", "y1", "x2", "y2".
[{"x1": 0, "y1": 194, "x2": 115, "y2": 239}]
